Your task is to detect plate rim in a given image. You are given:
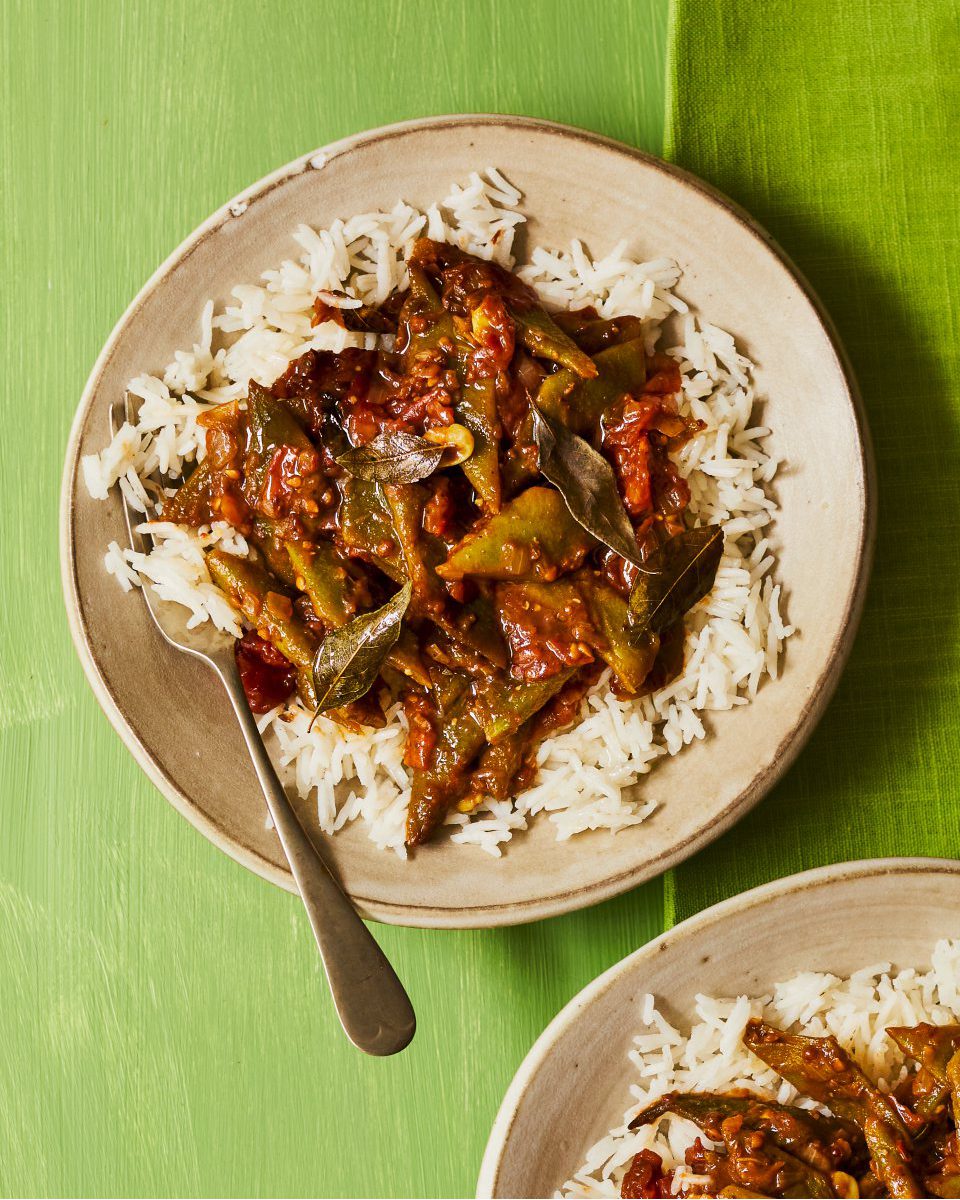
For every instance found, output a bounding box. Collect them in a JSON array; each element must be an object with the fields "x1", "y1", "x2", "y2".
[
  {"x1": 476, "y1": 855, "x2": 960, "y2": 1197},
  {"x1": 59, "y1": 113, "x2": 877, "y2": 928}
]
